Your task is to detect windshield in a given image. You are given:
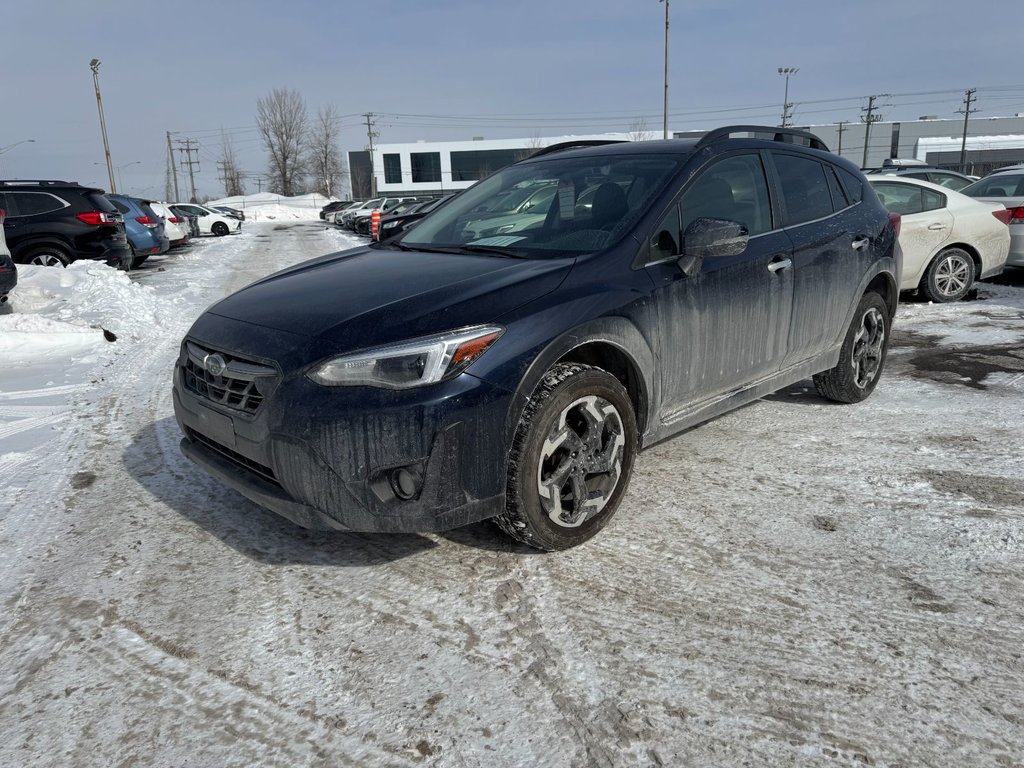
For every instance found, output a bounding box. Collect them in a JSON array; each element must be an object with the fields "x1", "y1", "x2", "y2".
[{"x1": 397, "y1": 152, "x2": 685, "y2": 258}]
